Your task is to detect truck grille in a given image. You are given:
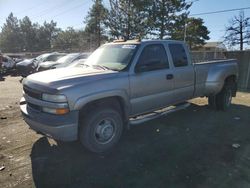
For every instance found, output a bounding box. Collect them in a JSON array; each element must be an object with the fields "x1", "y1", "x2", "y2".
[
  {"x1": 23, "y1": 86, "x2": 42, "y2": 111},
  {"x1": 27, "y1": 102, "x2": 41, "y2": 111},
  {"x1": 23, "y1": 86, "x2": 41, "y2": 100}
]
